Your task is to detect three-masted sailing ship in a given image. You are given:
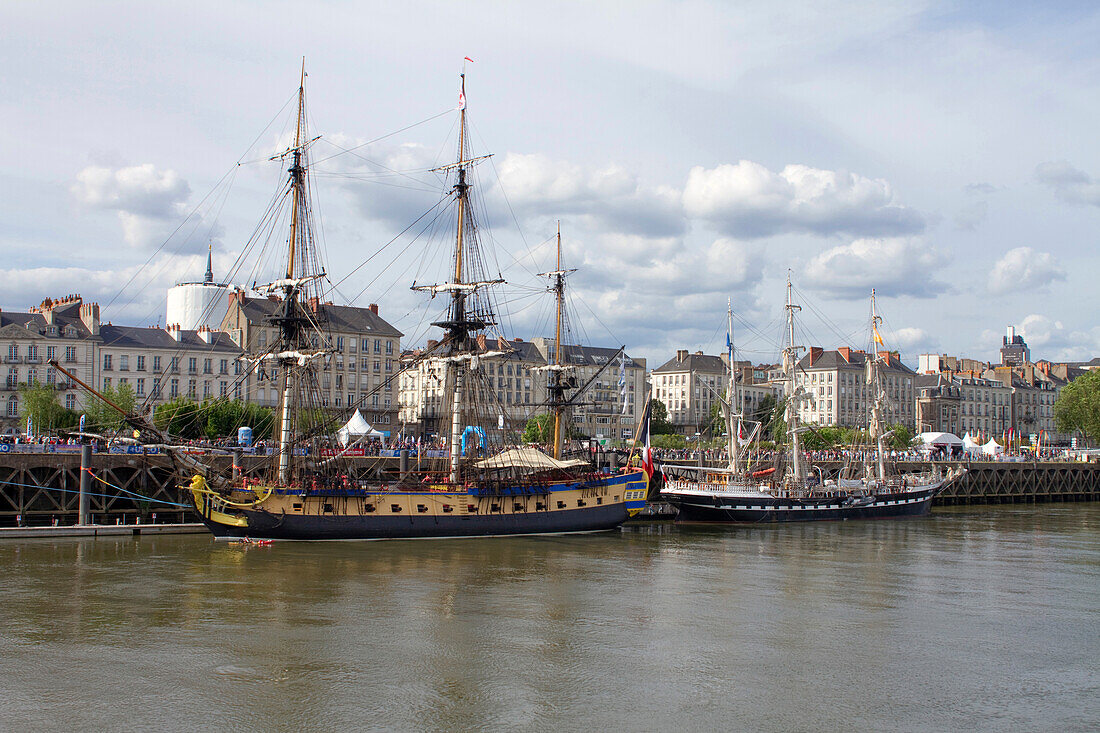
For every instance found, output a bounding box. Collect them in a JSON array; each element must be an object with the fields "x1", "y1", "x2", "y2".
[
  {"x1": 100, "y1": 68, "x2": 649, "y2": 540},
  {"x1": 661, "y1": 278, "x2": 961, "y2": 522}
]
